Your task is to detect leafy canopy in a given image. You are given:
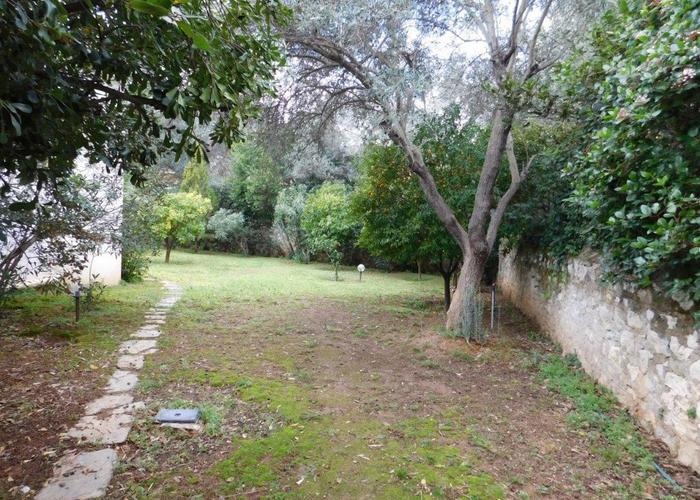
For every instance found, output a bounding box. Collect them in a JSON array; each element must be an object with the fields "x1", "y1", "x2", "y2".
[
  {"x1": 152, "y1": 192, "x2": 212, "y2": 245},
  {"x1": 301, "y1": 181, "x2": 357, "y2": 268},
  {"x1": 0, "y1": 0, "x2": 289, "y2": 194},
  {"x1": 558, "y1": 0, "x2": 700, "y2": 308},
  {"x1": 351, "y1": 108, "x2": 492, "y2": 268},
  {"x1": 208, "y1": 208, "x2": 246, "y2": 243}
]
